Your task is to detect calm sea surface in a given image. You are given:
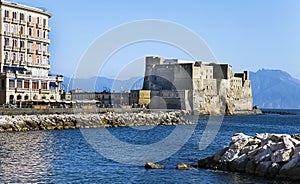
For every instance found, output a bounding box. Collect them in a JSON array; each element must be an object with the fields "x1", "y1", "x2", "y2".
[{"x1": 0, "y1": 110, "x2": 300, "y2": 183}]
